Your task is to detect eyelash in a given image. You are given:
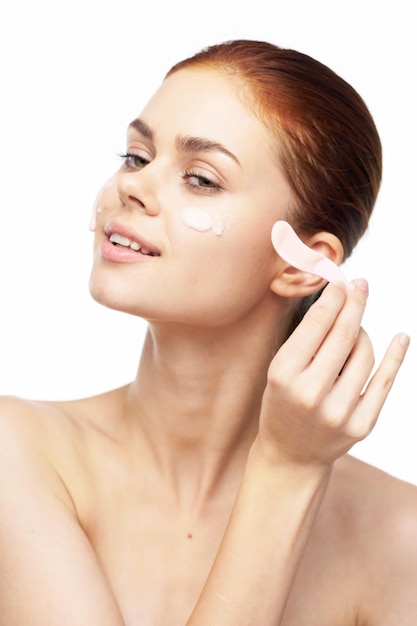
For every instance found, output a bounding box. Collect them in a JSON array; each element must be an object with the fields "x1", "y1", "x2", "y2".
[
  {"x1": 118, "y1": 152, "x2": 222, "y2": 195},
  {"x1": 181, "y1": 170, "x2": 222, "y2": 194},
  {"x1": 118, "y1": 152, "x2": 149, "y2": 169}
]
